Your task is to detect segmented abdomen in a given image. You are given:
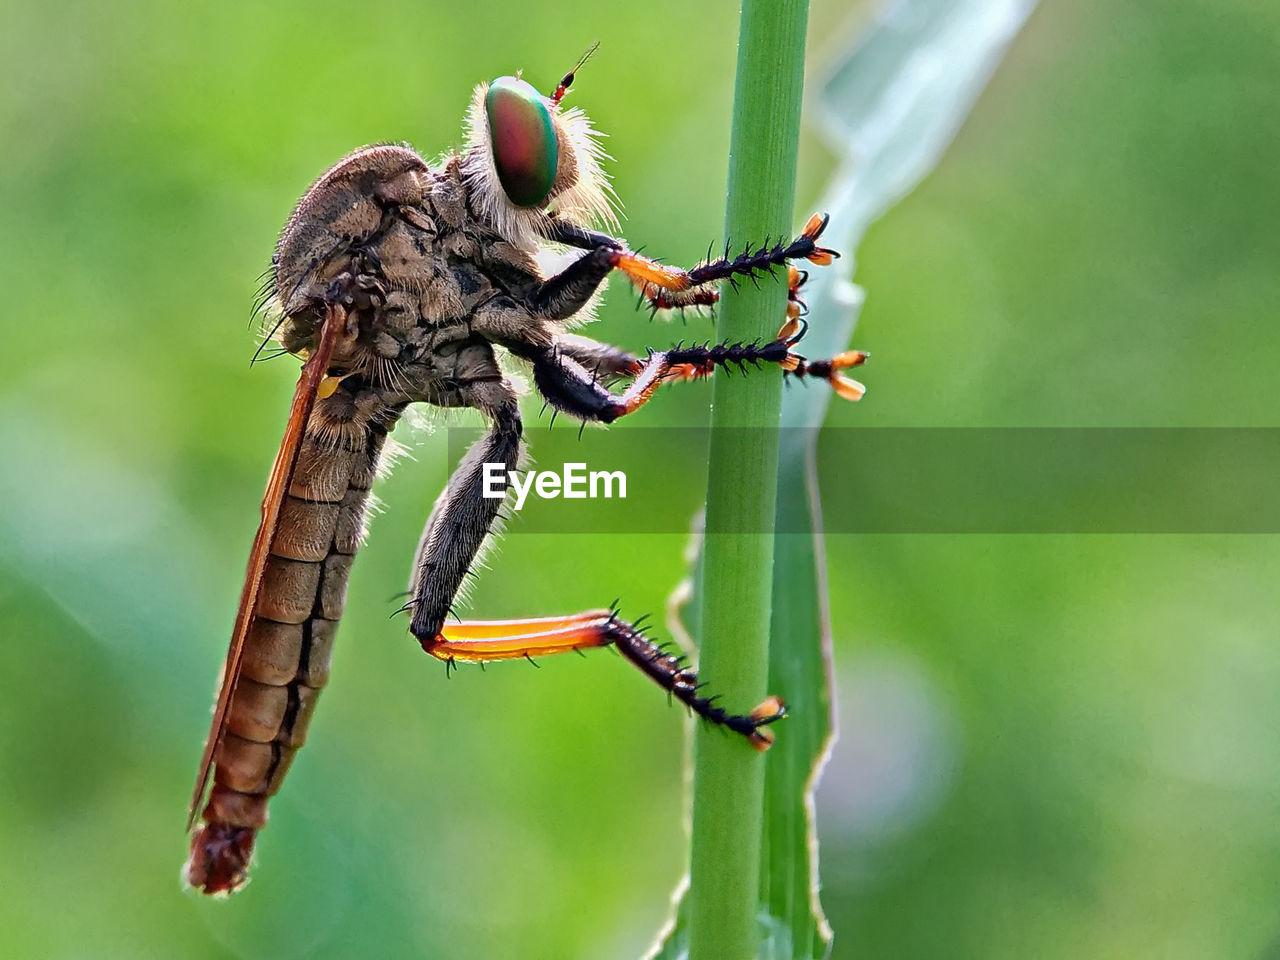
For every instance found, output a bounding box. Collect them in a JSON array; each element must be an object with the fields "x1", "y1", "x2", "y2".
[{"x1": 186, "y1": 387, "x2": 401, "y2": 894}]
